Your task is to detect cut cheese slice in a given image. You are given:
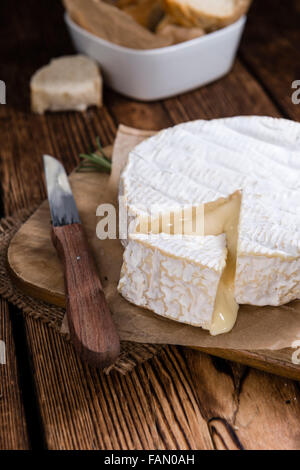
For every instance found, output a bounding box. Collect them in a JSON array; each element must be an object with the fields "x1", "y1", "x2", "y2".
[
  {"x1": 120, "y1": 196, "x2": 240, "y2": 334},
  {"x1": 118, "y1": 233, "x2": 238, "y2": 333}
]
